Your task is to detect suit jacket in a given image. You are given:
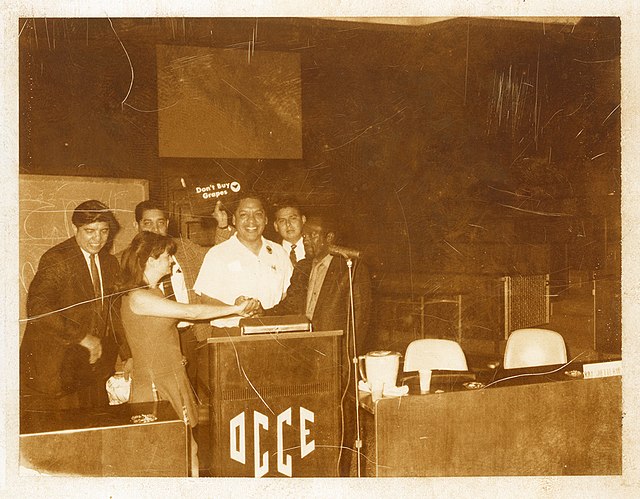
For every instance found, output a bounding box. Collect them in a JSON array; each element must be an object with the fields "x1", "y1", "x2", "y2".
[
  {"x1": 269, "y1": 255, "x2": 372, "y2": 358},
  {"x1": 20, "y1": 237, "x2": 120, "y2": 396}
]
